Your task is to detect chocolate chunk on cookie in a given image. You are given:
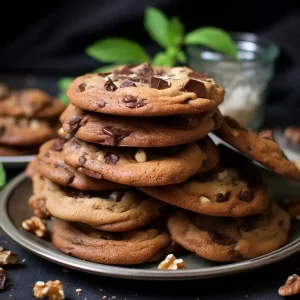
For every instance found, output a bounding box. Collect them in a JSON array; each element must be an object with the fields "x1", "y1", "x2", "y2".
[
  {"x1": 62, "y1": 137, "x2": 206, "y2": 186},
  {"x1": 214, "y1": 116, "x2": 300, "y2": 181},
  {"x1": 51, "y1": 219, "x2": 172, "y2": 264},
  {"x1": 60, "y1": 104, "x2": 217, "y2": 147},
  {"x1": 139, "y1": 143, "x2": 269, "y2": 217},
  {"x1": 0, "y1": 89, "x2": 65, "y2": 118},
  {"x1": 67, "y1": 63, "x2": 224, "y2": 117},
  {"x1": 167, "y1": 201, "x2": 290, "y2": 262},
  {"x1": 34, "y1": 175, "x2": 166, "y2": 232},
  {"x1": 36, "y1": 139, "x2": 125, "y2": 191}
]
